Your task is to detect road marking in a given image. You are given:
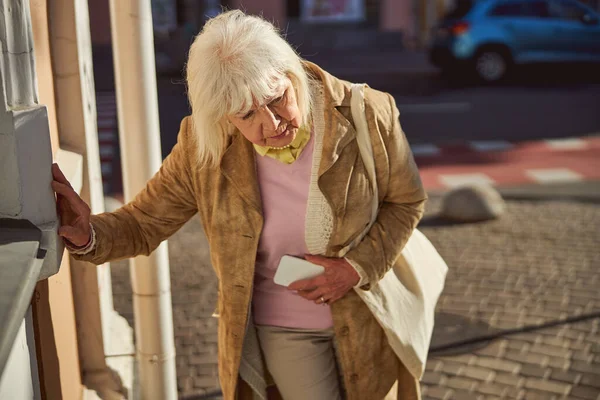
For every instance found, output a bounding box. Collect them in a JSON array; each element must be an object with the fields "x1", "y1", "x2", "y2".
[
  {"x1": 98, "y1": 119, "x2": 116, "y2": 129},
  {"x1": 439, "y1": 173, "x2": 495, "y2": 188},
  {"x1": 411, "y1": 144, "x2": 441, "y2": 156},
  {"x1": 545, "y1": 138, "x2": 588, "y2": 150},
  {"x1": 526, "y1": 168, "x2": 583, "y2": 183},
  {"x1": 469, "y1": 141, "x2": 513, "y2": 152},
  {"x1": 99, "y1": 145, "x2": 113, "y2": 157},
  {"x1": 101, "y1": 163, "x2": 113, "y2": 175},
  {"x1": 95, "y1": 99, "x2": 116, "y2": 106},
  {"x1": 399, "y1": 102, "x2": 471, "y2": 114},
  {"x1": 98, "y1": 131, "x2": 116, "y2": 141}
]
